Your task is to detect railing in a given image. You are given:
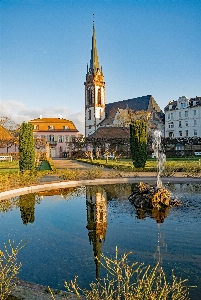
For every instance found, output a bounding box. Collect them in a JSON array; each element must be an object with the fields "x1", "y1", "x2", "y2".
[{"x1": 48, "y1": 141, "x2": 57, "y2": 146}]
